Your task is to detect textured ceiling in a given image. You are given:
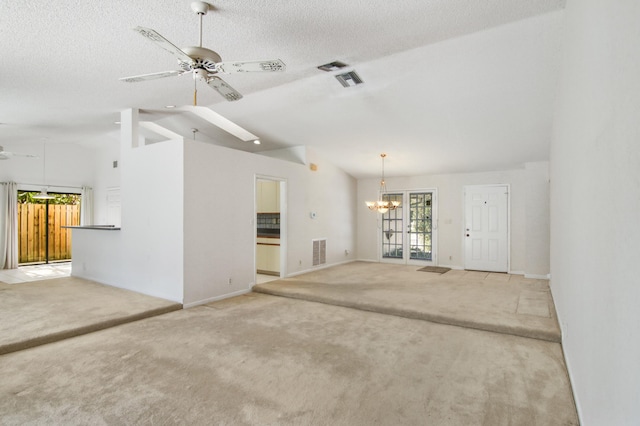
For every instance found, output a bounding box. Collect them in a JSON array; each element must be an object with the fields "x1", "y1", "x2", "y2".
[{"x1": 0, "y1": 0, "x2": 565, "y2": 178}]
